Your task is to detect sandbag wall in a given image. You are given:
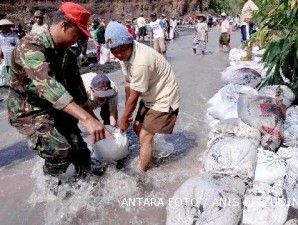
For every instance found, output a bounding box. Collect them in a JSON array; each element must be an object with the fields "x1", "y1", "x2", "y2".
[{"x1": 166, "y1": 47, "x2": 298, "y2": 225}]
